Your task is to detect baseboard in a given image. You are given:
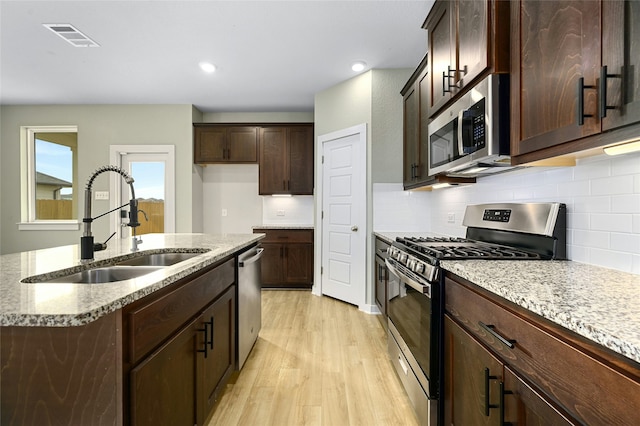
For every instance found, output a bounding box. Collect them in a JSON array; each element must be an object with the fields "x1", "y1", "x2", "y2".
[{"x1": 359, "y1": 303, "x2": 381, "y2": 315}]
